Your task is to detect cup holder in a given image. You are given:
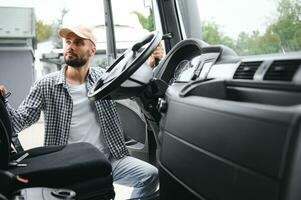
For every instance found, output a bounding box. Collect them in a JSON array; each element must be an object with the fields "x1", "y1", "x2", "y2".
[{"x1": 51, "y1": 189, "x2": 76, "y2": 199}]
